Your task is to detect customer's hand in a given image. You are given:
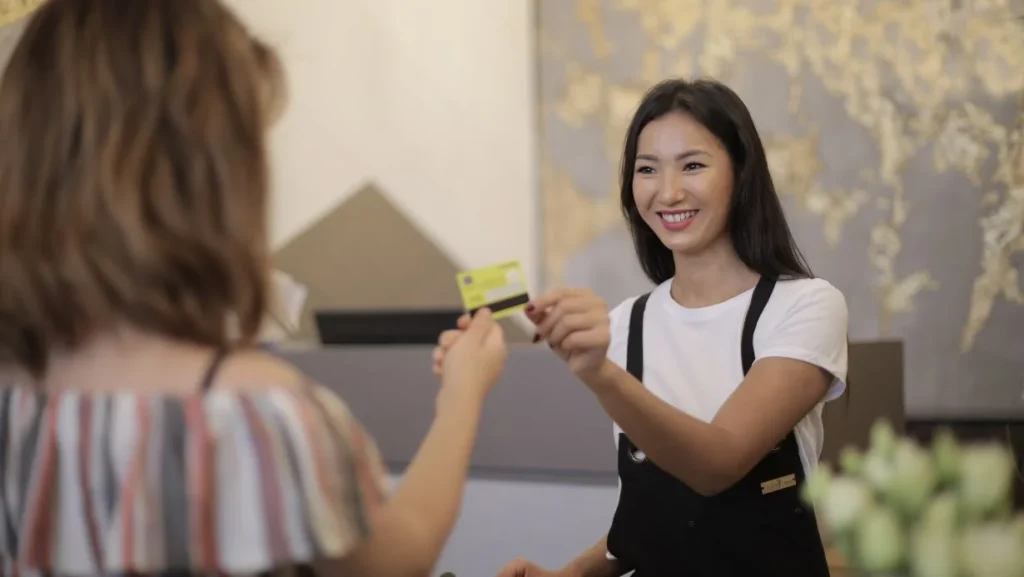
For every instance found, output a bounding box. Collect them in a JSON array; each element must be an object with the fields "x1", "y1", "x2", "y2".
[
  {"x1": 434, "y1": 309, "x2": 507, "y2": 409},
  {"x1": 432, "y1": 313, "x2": 471, "y2": 377},
  {"x1": 496, "y1": 558, "x2": 572, "y2": 577}
]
